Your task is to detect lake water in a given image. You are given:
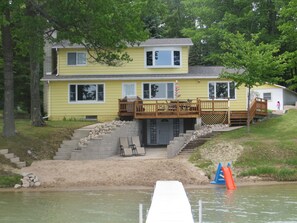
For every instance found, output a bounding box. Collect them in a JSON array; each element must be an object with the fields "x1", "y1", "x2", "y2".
[{"x1": 0, "y1": 184, "x2": 297, "y2": 223}]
